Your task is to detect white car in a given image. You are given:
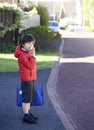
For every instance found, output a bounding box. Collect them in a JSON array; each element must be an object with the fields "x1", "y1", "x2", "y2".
[
  {"x1": 67, "y1": 24, "x2": 89, "y2": 32},
  {"x1": 48, "y1": 21, "x2": 60, "y2": 32}
]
